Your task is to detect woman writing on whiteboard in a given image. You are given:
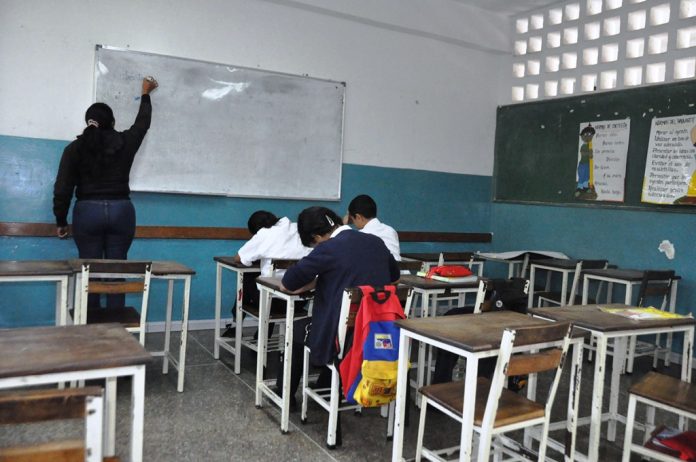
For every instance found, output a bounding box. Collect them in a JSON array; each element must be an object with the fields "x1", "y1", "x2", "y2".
[{"x1": 52, "y1": 76, "x2": 158, "y2": 305}]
